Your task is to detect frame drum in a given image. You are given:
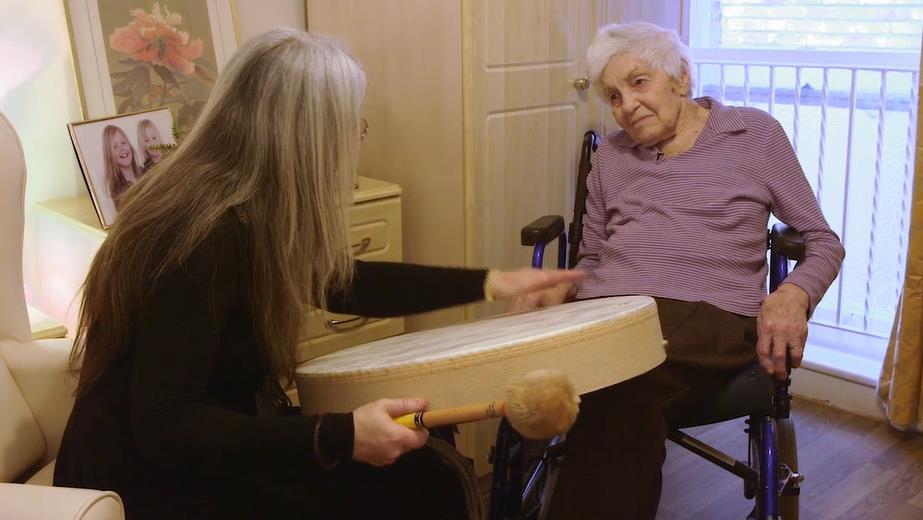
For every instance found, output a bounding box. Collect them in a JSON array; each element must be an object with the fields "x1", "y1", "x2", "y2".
[{"x1": 296, "y1": 296, "x2": 665, "y2": 415}]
